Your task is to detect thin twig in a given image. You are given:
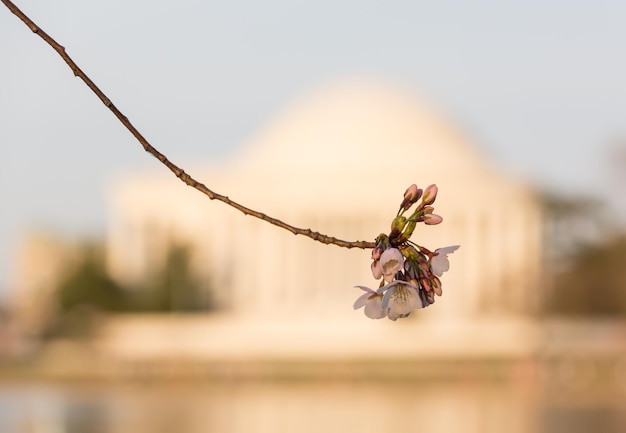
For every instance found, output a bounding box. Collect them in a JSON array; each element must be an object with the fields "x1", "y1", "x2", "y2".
[{"x1": 2, "y1": 0, "x2": 376, "y2": 250}]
